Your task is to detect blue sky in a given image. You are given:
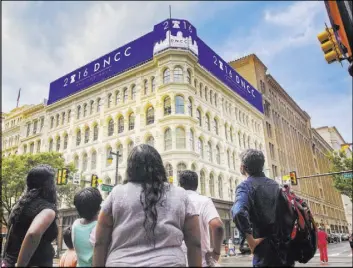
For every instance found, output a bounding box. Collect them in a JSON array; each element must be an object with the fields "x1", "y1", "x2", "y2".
[{"x1": 2, "y1": 1, "x2": 351, "y2": 141}]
